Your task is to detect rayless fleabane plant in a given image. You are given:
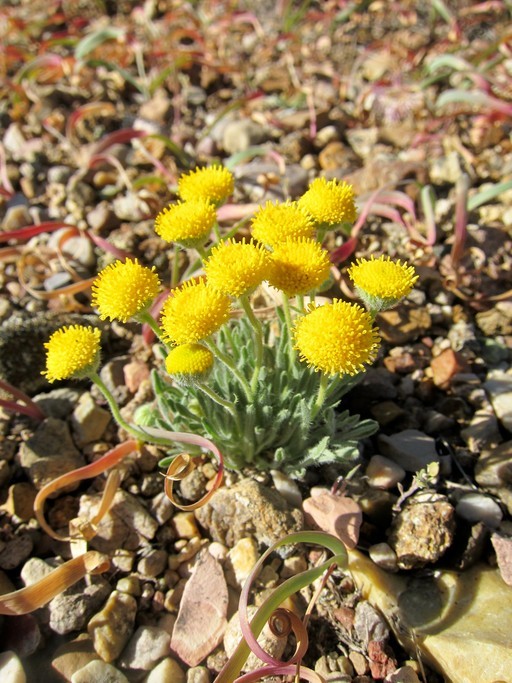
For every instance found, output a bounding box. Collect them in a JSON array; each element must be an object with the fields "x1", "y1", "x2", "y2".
[{"x1": 41, "y1": 164, "x2": 418, "y2": 478}]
